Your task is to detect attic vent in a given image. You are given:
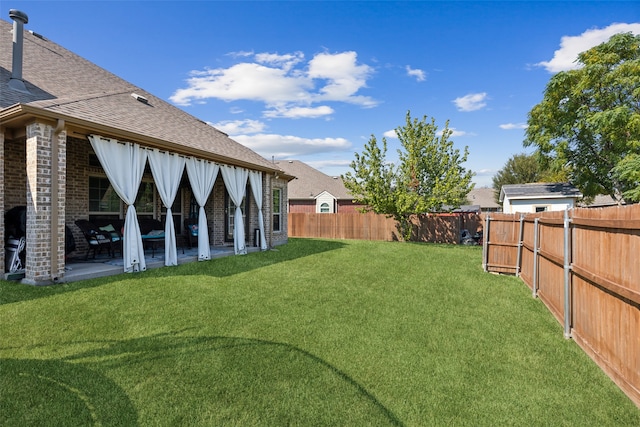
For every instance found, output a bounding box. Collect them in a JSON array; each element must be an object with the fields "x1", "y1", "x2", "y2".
[{"x1": 131, "y1": 93, "x2": 149, "y2": 104}]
